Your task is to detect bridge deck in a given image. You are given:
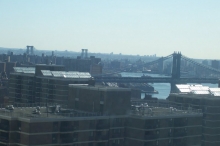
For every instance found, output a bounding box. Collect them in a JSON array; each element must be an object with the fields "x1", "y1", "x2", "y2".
[{"x1": 94, "y1": 77, "x2": 219, "y2": 84}]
